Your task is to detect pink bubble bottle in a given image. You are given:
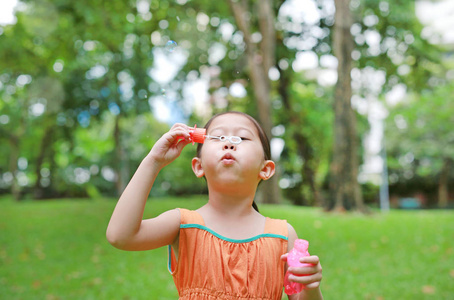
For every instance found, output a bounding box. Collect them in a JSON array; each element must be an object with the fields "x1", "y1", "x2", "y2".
[{"x1": 284, "y1": 239, "x2": 311, "y2": 295}]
